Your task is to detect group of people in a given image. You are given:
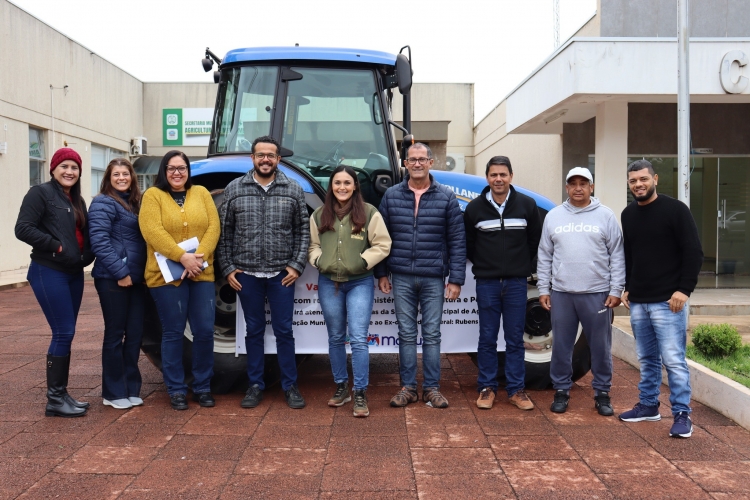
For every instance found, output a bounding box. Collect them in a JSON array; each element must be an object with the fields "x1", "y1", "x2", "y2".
[
  {"x1": 466, "y1": 157, "x2": 702, "y2": 440},
  {"x1": 15, "y1": 136, "x2": 703, "y2": 437}
]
